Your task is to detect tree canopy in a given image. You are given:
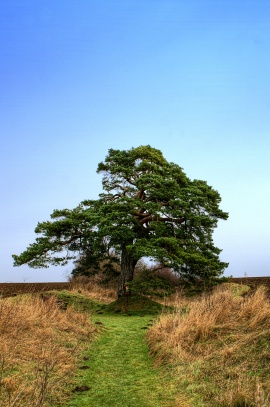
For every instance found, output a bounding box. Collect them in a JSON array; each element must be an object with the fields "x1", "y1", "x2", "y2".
[{"x1": 13, "y1": 145, "x2": 229, "y2": 295}]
